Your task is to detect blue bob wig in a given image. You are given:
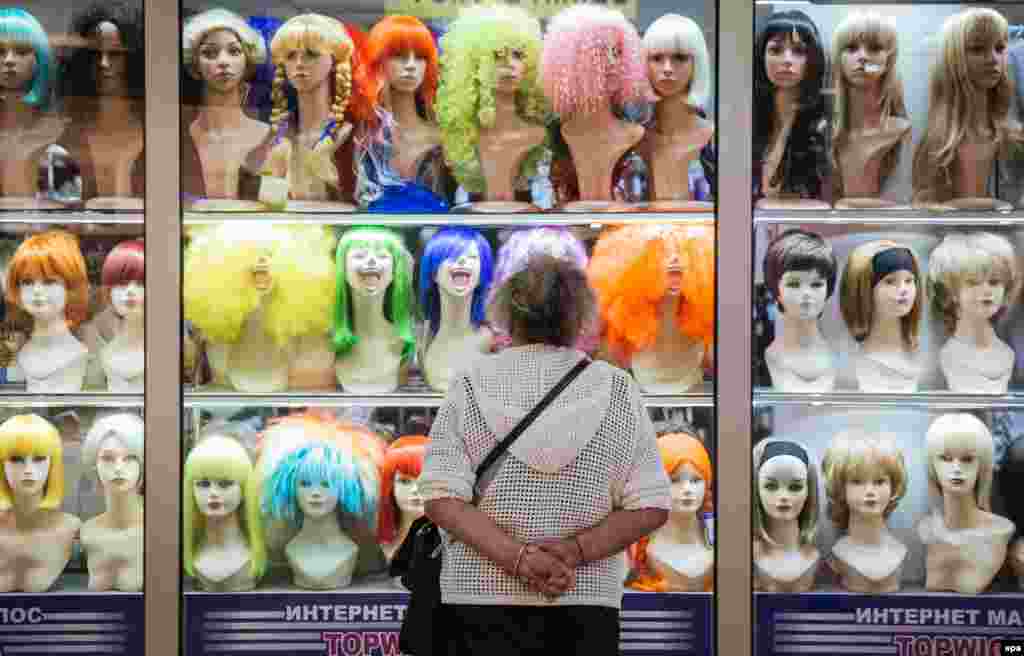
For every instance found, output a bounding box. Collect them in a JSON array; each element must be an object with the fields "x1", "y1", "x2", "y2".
[
  {"x1": 419, "y1": 227, "x2": 494, "y2": 337},
  {"x1": 0, "y1": 9, "x2": 51, "y2": 109},
  {"x1": 262, "y1": 442, "x2": 372, "y2": 529}
]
